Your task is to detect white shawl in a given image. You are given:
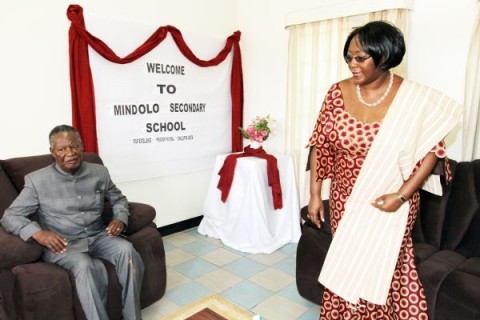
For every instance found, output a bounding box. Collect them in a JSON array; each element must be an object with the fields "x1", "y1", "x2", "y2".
[{"x1": 318, "y1": 80, "x2": 463, "y2": 305}]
